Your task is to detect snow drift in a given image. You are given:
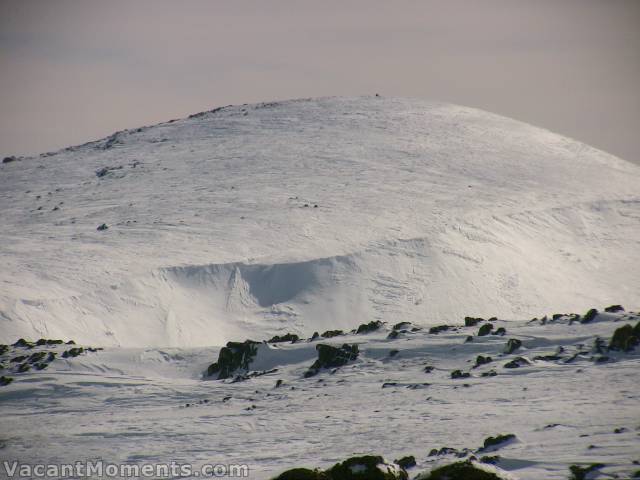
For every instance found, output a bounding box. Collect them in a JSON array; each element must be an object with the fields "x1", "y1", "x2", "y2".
[{"x1": 0, "y1": 96, "x2": 638, "y2": 346}]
